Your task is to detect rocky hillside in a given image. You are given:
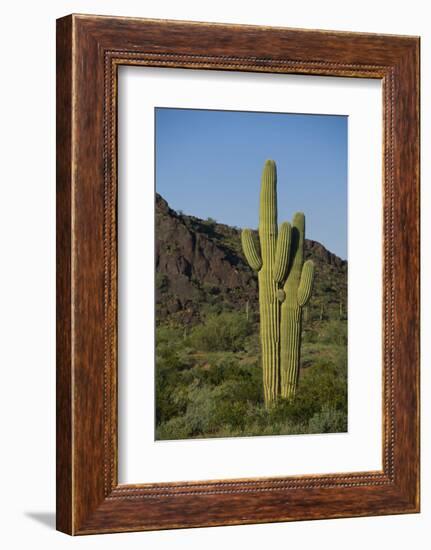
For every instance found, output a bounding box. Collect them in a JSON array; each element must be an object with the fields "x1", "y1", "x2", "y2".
[{"x1": 156, "y1": 194, "x2": 347, "y2": 325}]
